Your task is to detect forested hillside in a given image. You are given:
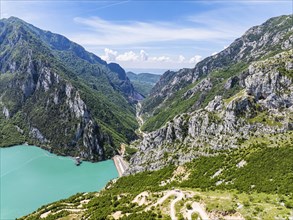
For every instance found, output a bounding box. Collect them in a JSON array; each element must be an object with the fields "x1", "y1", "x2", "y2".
[{"x1": 0, "y1": 17, "x2": 142, "y2": 160}]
